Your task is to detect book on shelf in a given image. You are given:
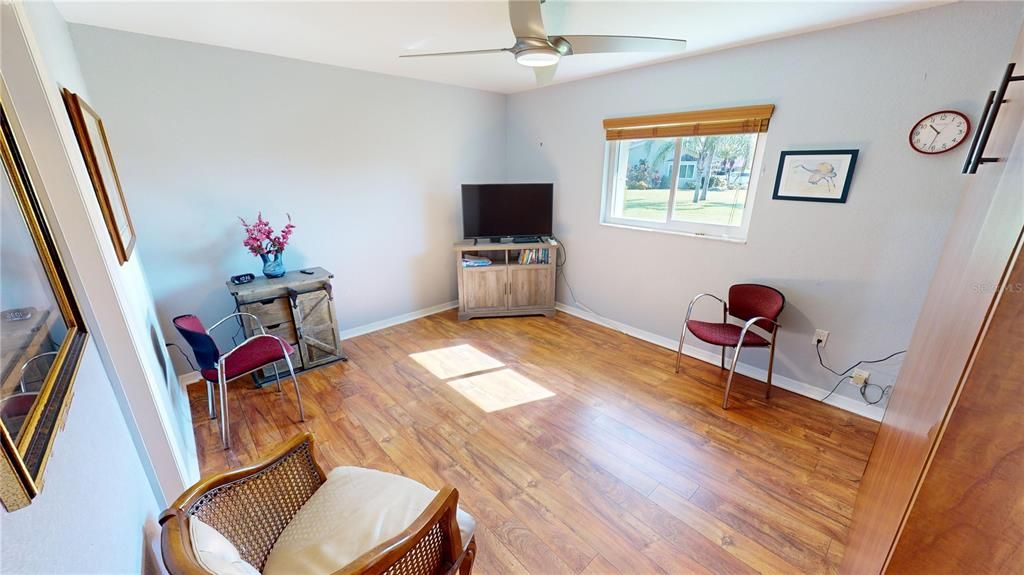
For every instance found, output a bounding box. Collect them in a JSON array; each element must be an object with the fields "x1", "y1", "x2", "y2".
[
  {"x1": 516, "y1": 248, "x2": 550, "y2": 265},
  {"x1": 462, "y1": 254, "x2": 492, "y2": 267}
]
